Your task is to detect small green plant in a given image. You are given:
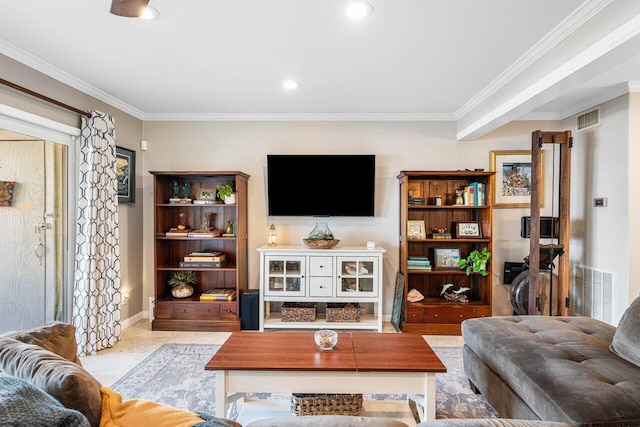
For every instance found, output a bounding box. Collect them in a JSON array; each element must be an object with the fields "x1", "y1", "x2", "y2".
[
  {"x1": 168, "y1": 271, "x2": 198, "y2": 287},
  {"x1": 458, "y1": 247, "x2": 491, "y2": 276},
  {"x1": 216, "y1": 180, "x2": 234, "y2": 200}
]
